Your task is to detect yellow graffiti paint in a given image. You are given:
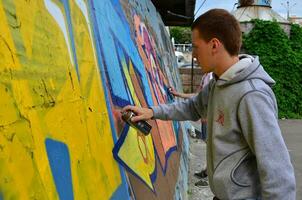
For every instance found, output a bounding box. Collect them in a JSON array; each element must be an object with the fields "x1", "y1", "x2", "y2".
[
  {"x1": 118, "y1": 127, "x2": 155, "y2": 189},
  {"x1": 121, "y1": 59, "x2": 140, "y2": 106},
  {"x1": 67, "y1": 0, "x2": 122, "y2": 198},
  {"x1": 0, "y1": 0, "x2": 122, "y2": 199},
  {"x1": 0, "y1": 1, "x2": 57, "y2": 199},
  {"x1": 119, "y1": 57, "x2": 156, "y2": 190}
]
